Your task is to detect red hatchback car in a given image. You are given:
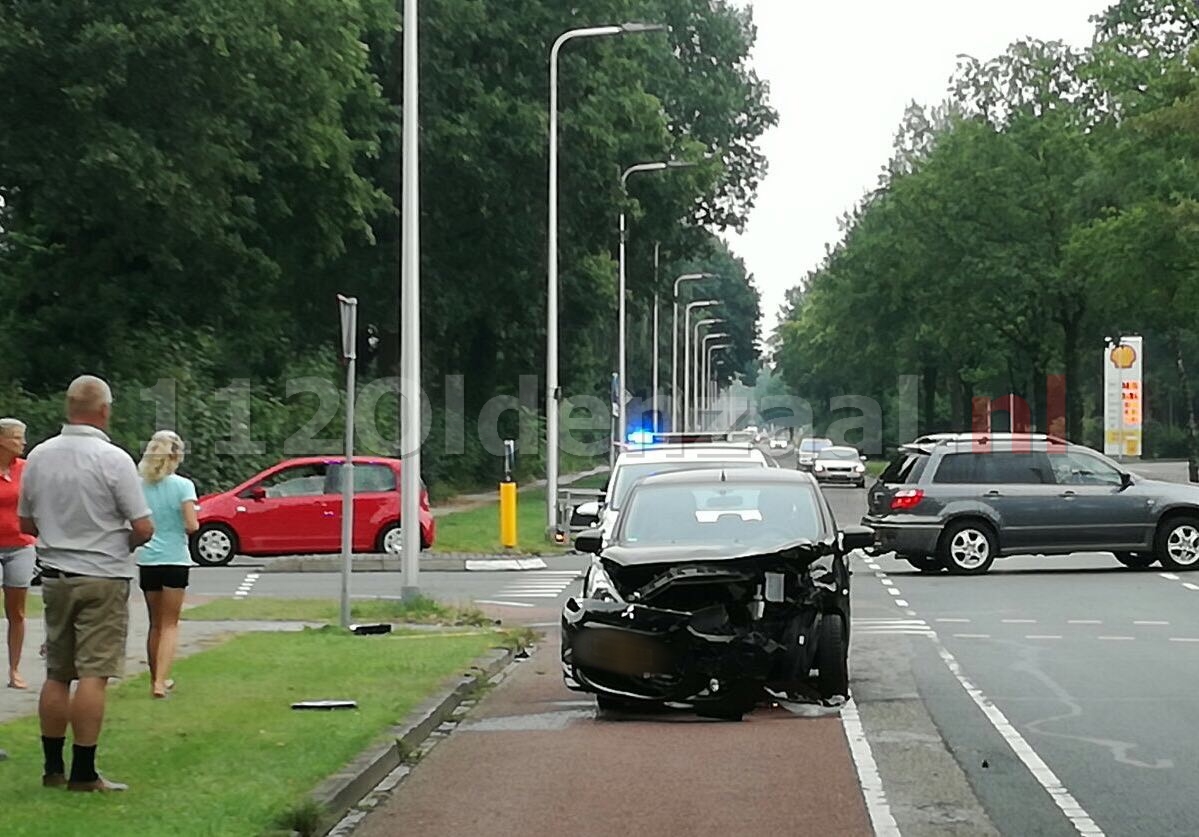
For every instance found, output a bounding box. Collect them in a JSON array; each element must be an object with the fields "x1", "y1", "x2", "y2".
[{"x1": 190, "y1": 457, "x2": 435, "y2": 566}]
